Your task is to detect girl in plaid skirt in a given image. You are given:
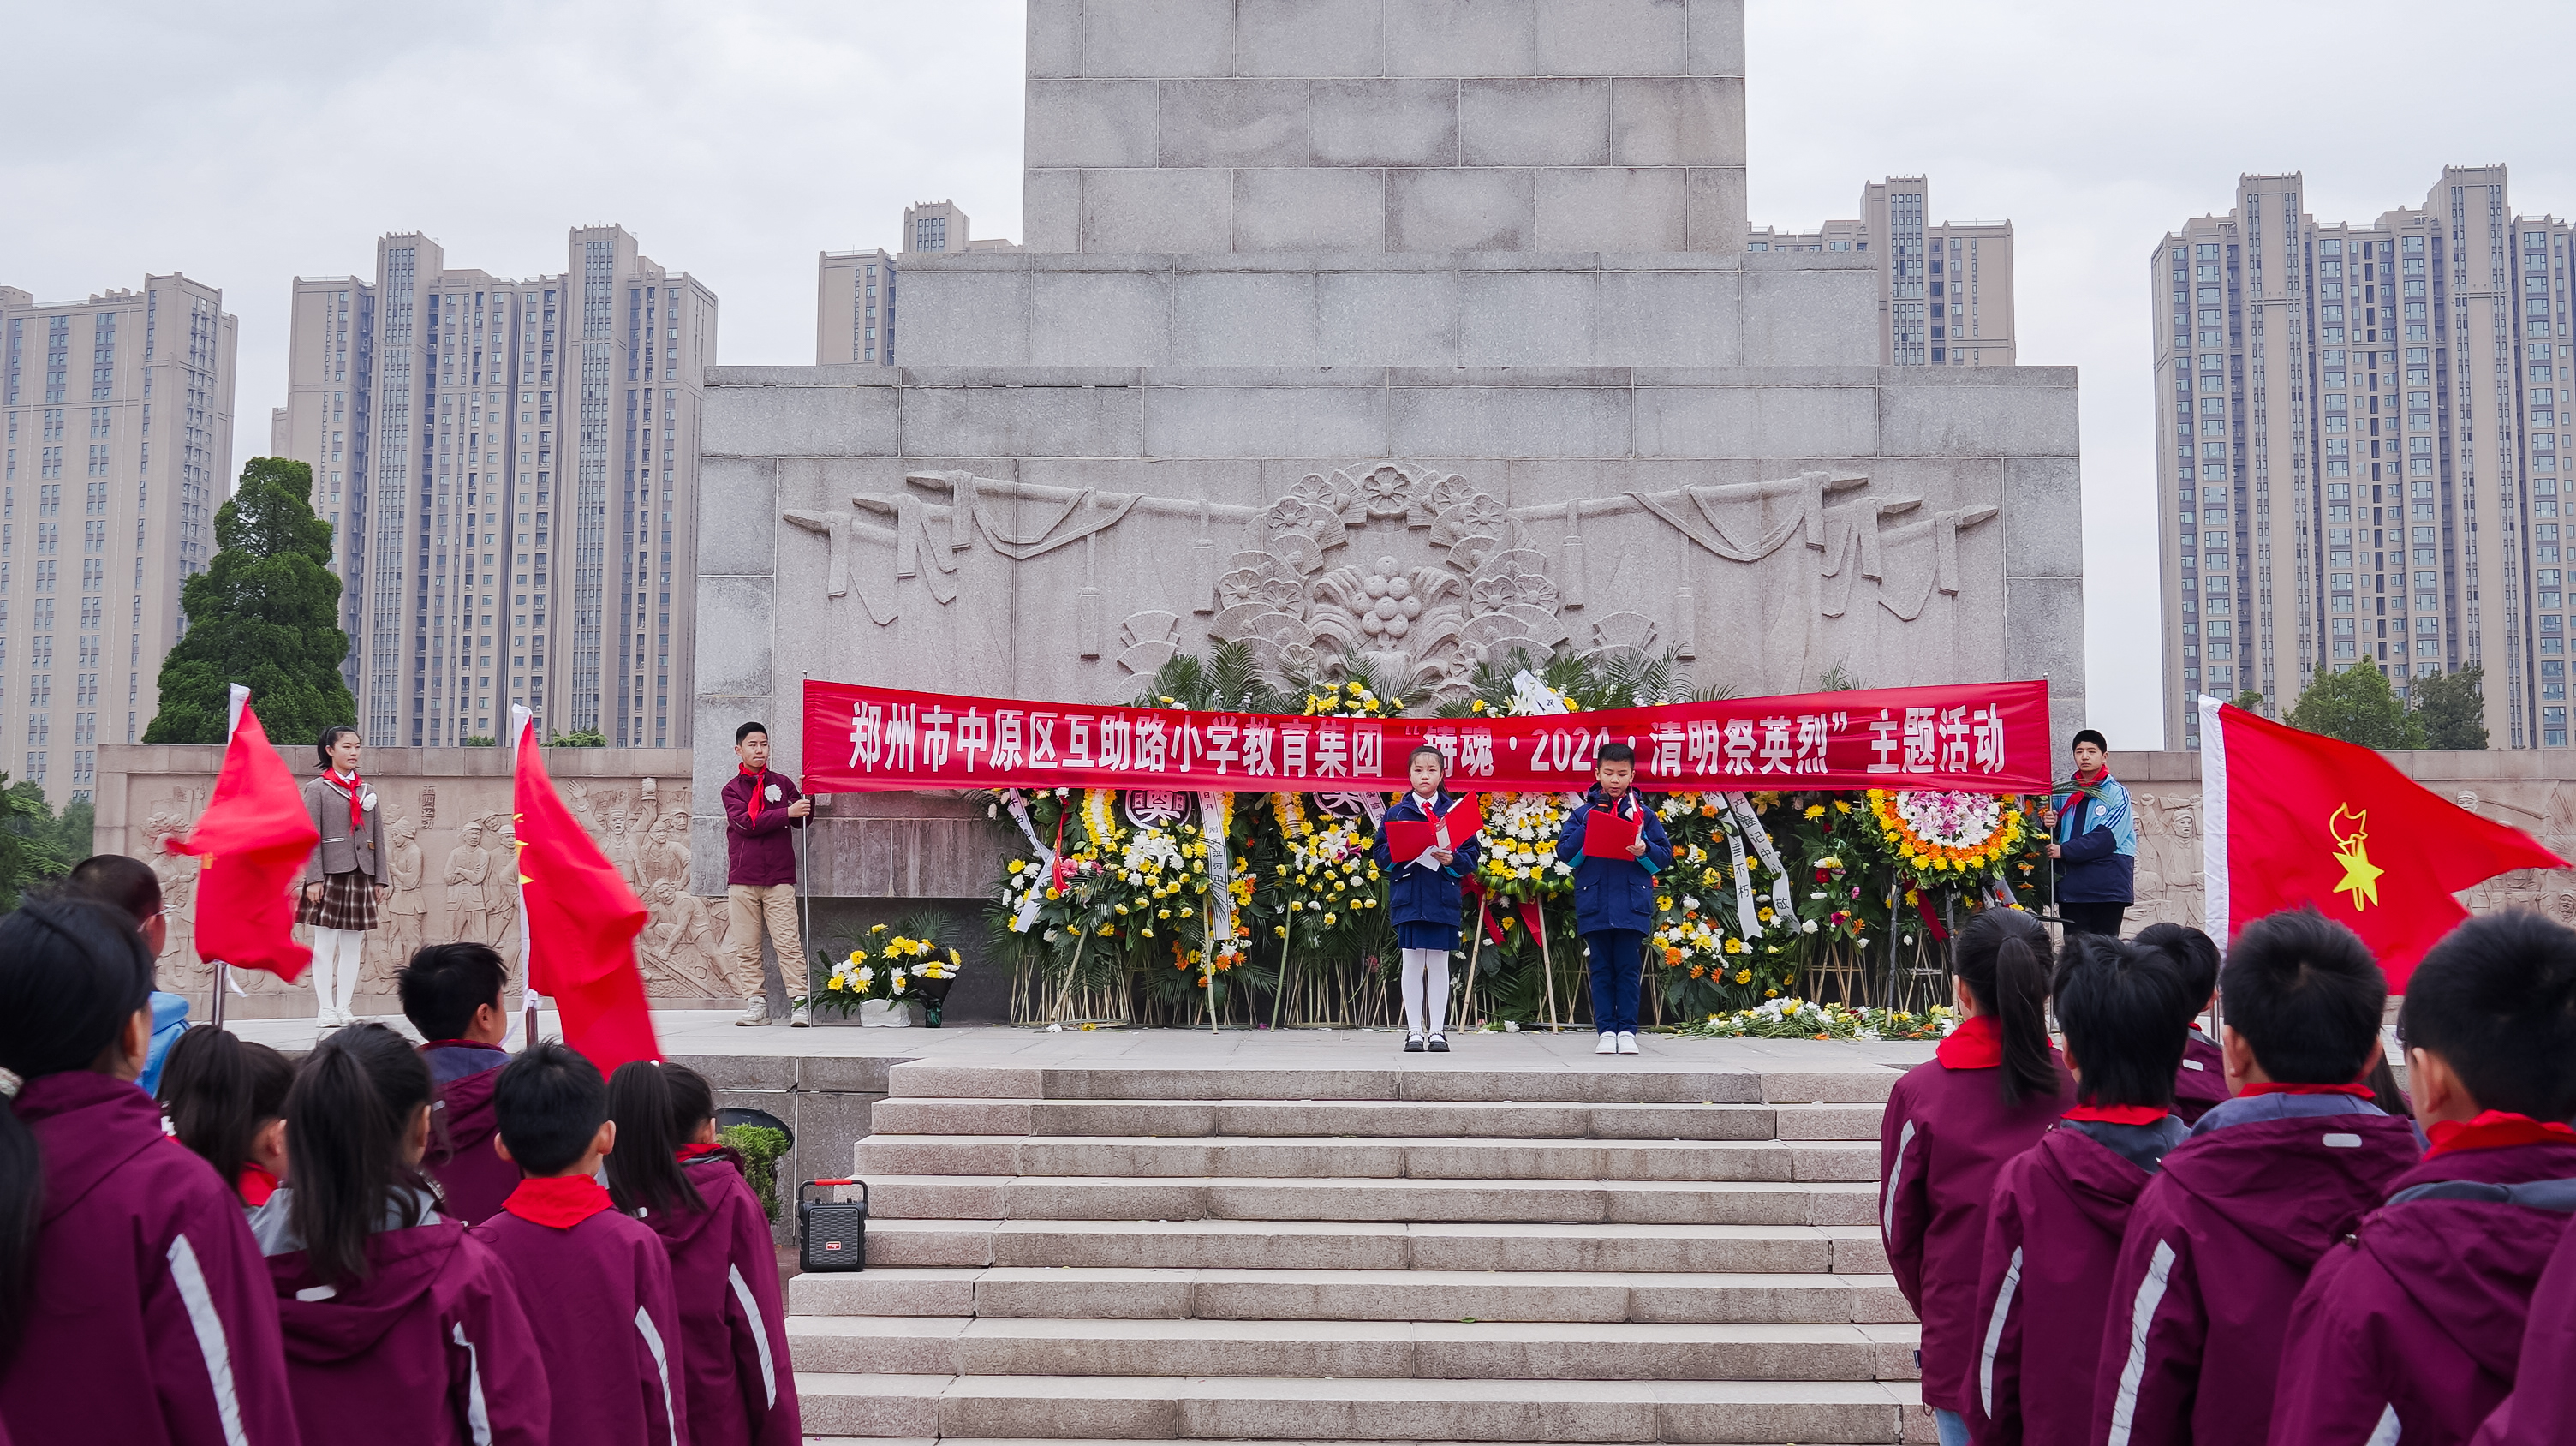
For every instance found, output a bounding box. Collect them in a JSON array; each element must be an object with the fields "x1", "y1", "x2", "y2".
[{"x1": 301, "y1": 725, "x2": 386, "y2": 1028}]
